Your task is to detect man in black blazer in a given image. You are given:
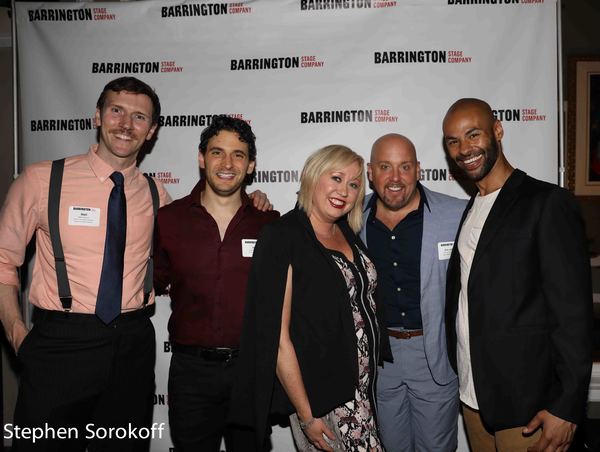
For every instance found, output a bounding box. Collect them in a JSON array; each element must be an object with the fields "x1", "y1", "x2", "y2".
[{"x1": 442, "y1": 98, "x2": 592, "y2": 452}]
